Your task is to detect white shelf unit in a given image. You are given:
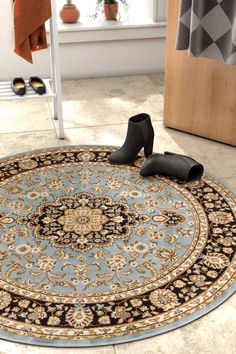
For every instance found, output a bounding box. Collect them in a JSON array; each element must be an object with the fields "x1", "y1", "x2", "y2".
[
  {"x1": 0, "y1": 79, "x2": 55, "y2": 101},
  {"x1": 0, "y1": 0, "x2": 65, "y2": 139}
]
